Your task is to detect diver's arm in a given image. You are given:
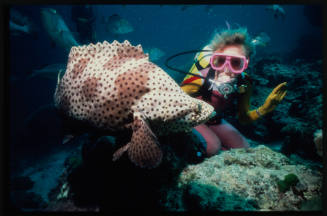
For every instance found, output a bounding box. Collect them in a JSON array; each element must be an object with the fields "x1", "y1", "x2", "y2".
[
  {"x1": 238, "y1": 80, "x2": 288, "y2": 124},
  {"x1": 237, "y1": 81, "x2": 261, "y2": 124}
]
